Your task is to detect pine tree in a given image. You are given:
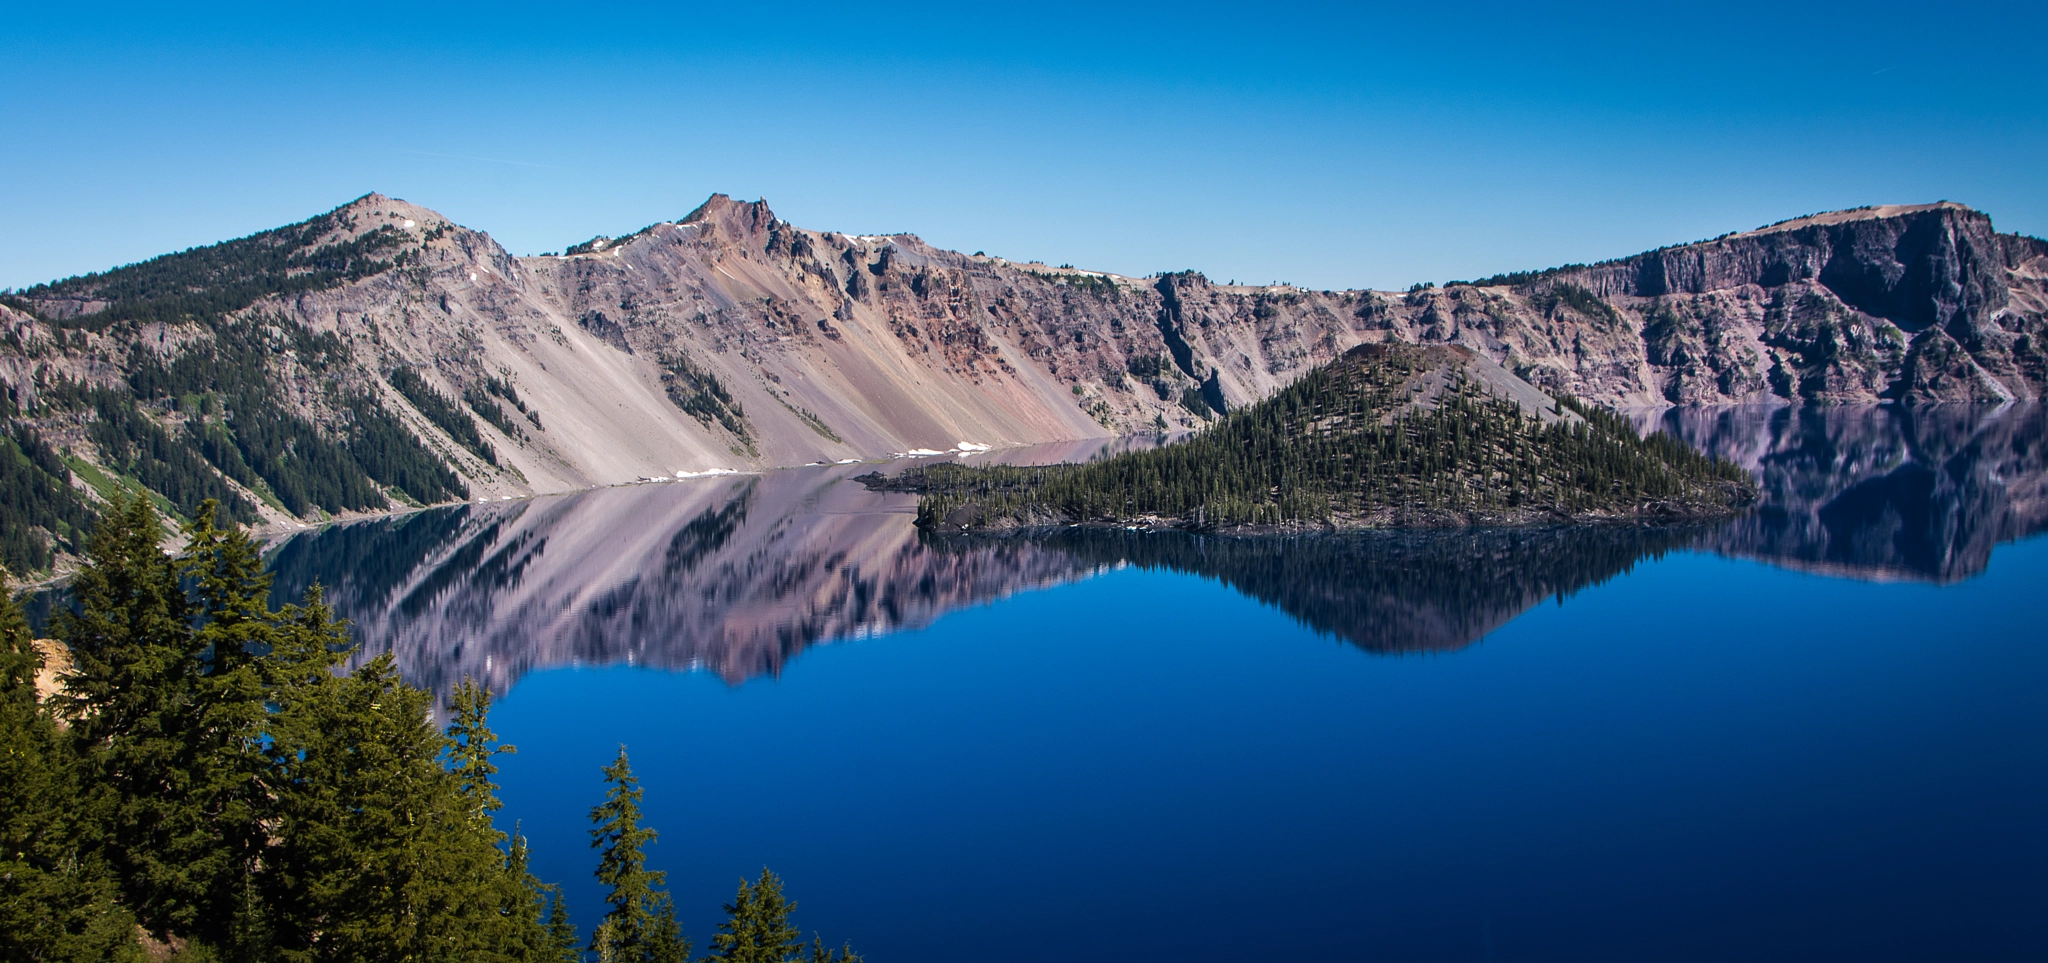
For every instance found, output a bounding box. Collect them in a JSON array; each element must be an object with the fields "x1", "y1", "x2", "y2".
[
  {"x1": 56, "y1": 494, "x2": 214, "y2": 943},
  {"x1": 264, "y1": 654, "x2": 519, "y2": 962},
  {"x1": 709, "y1": 869, "x2": 803, "y2": 963},
  {"x1": 589, "y1": 746, "x2": 692, "y2": 963},
  {"x1": 34, "y1": 495, "x2": 581, "y2": 962},
  {"x1": 0, "y1": 584, "x2": 145, "y2": 961},
  {"x1": 544, "y1": 885, "x2": 582, "y2": 962},
  {"x1": 647, "y1": 892, "x2": 690, "y2": 963},
  {"x1": 174, "y1": 500, "x2": 279, "y2": 954},
  {"x1": 505, "y1": 828, "x2": 572, "y2": 963},
  {"x1": 449, "y1": 678, "x2": 513, "y2": 818},
  {"x1": 806, "y1": 938, "x2": 864, "y2": 963}
]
